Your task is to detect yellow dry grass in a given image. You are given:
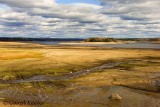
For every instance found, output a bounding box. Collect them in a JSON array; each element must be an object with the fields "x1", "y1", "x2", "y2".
[
  {"x1": 0, "y1": 49, "x2": 43, "y2": 60},
  {"x1": 0, "y1": 41, "x2": 160, "y2": 79},
  {"x1": 43, "y1": 48, "x2": 160, "y2": 65}
]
